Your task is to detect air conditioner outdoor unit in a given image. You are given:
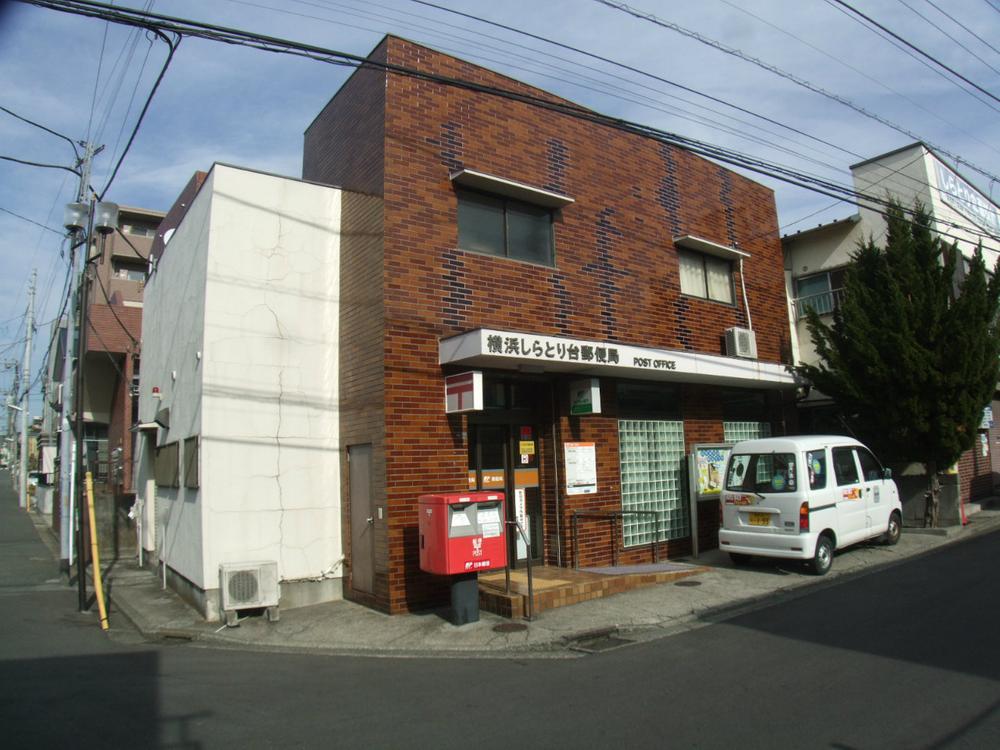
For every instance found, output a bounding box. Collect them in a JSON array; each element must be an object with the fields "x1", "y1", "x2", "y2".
[
  {"x1": 725, "y1": 327, "x2": 758, "y2": 359},
  {"x1": 219, "y1": 561, "x2": 280, "y2": 627}
]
